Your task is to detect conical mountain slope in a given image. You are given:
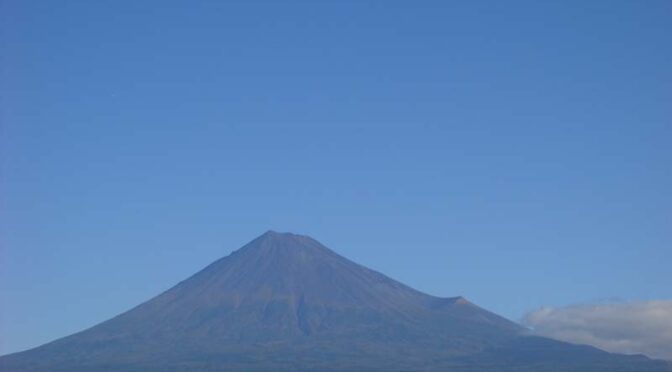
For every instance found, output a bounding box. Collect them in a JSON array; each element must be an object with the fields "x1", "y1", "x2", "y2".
[{"x1": 1, "y1": 232, "x2": 670, "y2": 371}]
